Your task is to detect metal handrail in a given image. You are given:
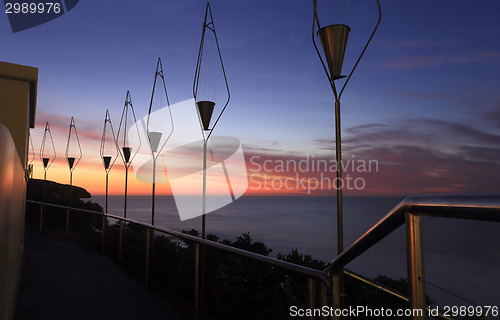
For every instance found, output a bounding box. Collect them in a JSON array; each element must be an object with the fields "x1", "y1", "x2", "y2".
[
  {"x1": 327, "y1": 194, "x2": 500, "y2": 320},
  {"x1": 330, "y1": 194, "x2": 500, "y2": 271},
  {"x1": 27, "y1": 194, "x2": 500, "y2": 320},
  {"x1": 342, "y1": 269, "x2": 455, "y2": 320},
  {"x1": 26, "y1": 199, "x2": 330, "y2": 288}
]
